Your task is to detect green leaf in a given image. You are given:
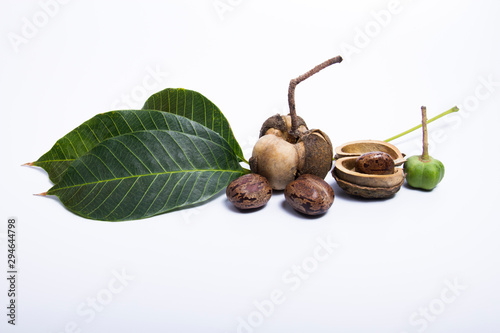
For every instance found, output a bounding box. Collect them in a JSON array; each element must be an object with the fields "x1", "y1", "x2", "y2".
[
  {"x1": 143, "y1": 88, "x2": 245, "y2": 162},
  {"x1": 33, "y1": 110, "x2": 231, "y2": 184},
  {"x1": 47, "y1": 130, "x2": 245, "y2": 221}
]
